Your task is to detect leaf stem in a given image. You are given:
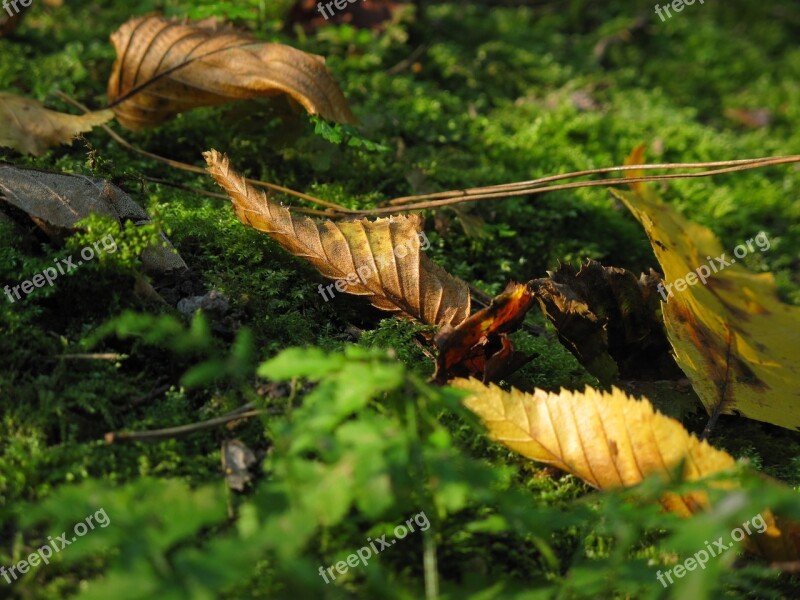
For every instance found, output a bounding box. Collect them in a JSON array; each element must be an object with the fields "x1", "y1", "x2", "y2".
[{"x1": 56, "y1": 91, "x2": 352, "y2": 215}]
